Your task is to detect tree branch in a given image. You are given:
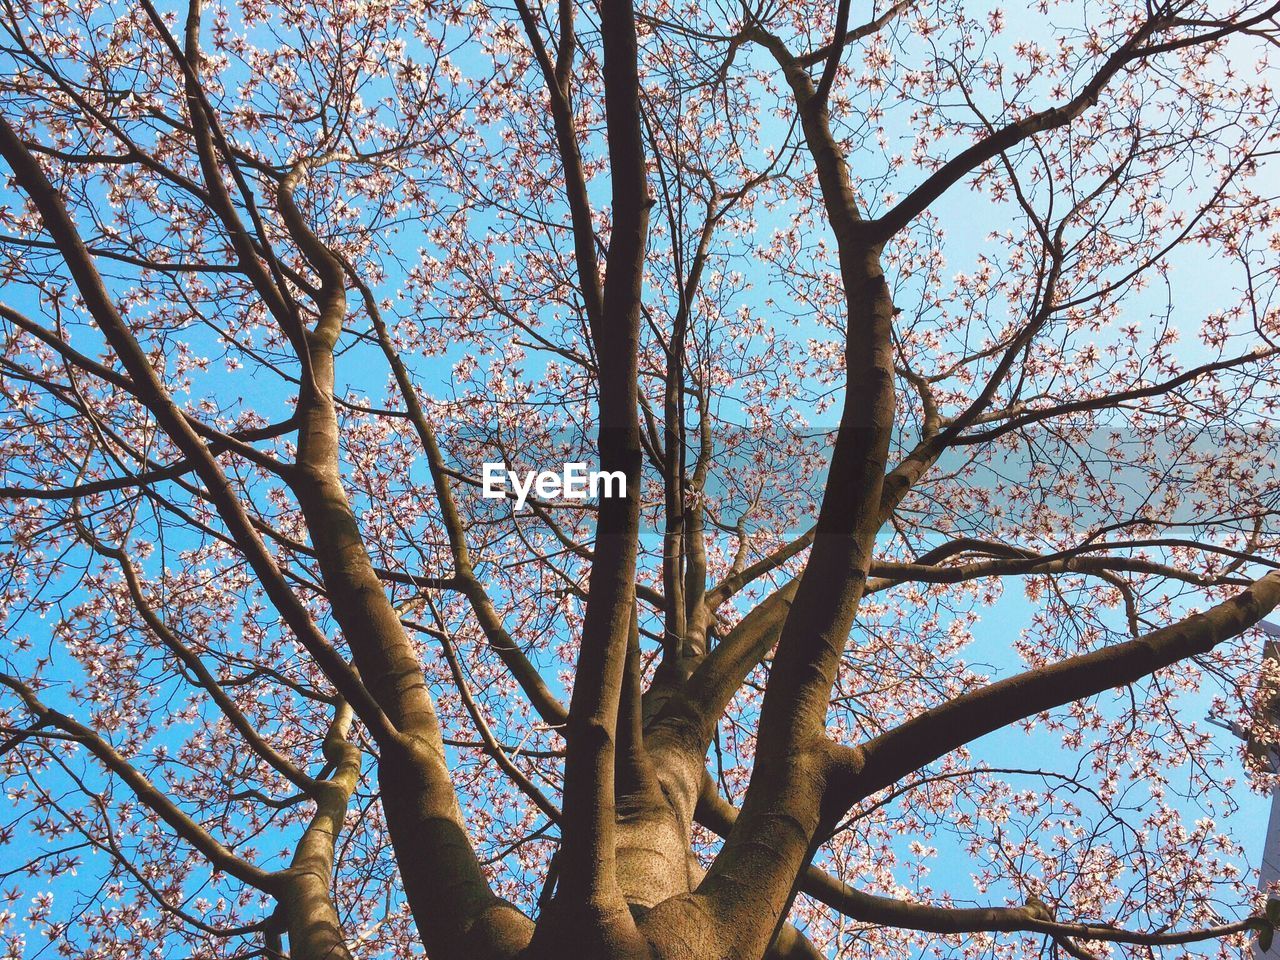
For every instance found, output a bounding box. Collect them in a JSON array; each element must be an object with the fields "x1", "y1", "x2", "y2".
[{"x1": 830, "y1": 569, "x2": 1280, "y2": 806}]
